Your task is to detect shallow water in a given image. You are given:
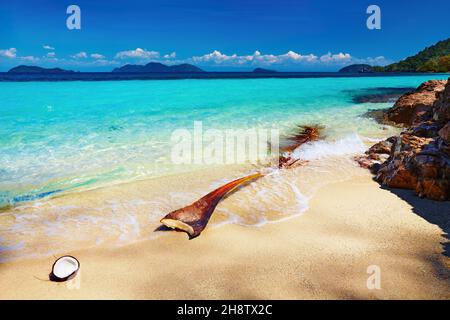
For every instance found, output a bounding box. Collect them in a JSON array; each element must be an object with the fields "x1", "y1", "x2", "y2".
[{"x1": 0, "y1": 75, "x2": 448, "y2": 261}]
